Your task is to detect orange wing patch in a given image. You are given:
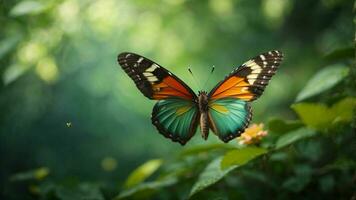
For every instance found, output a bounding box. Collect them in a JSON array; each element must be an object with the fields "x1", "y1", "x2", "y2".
[
  {"x1": 210, "y1": 76, "x2": 254, "y2": 101},
  {"x1": 152, "y1": 76, "x2": 194, "y2": 100},
  {"x1": 209, "y1": 50, "x2": 283, "y2": 101}
]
